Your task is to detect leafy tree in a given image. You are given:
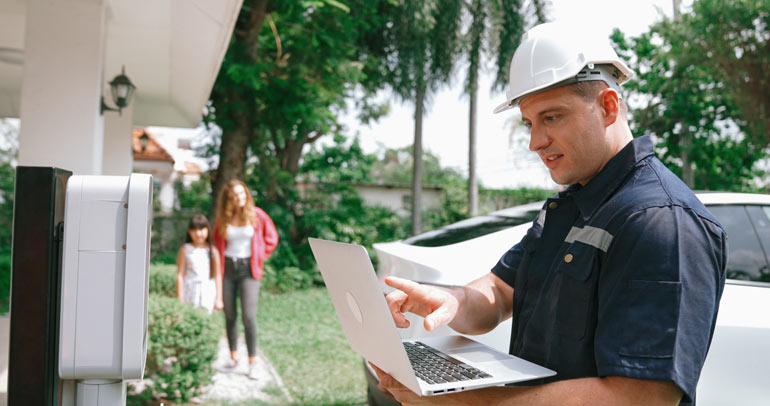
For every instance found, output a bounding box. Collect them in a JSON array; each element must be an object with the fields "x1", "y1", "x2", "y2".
[
  {"x1": 207, "y1": 0, "x2": 396, "y2": 217},
  {"x1": 207, "y1": 0, "x2": 269, "y2": 215},
  {"x1": 670, "y1": 0, "x2": 770, "y2": 149},
  {"x1": 204, "y1": 0, "x2": 400, "y2": 276},
  {"x1": 175, "y1": 172, "x2": 212, "y2": 214},
  {"x1": 611, "y1": 23, "x2": 765, "y2": 191},
  {"x1": 282, "y1": 136, "x2": 407, "y2": 271},
  {"x1": 299, "y1": 135, "x2": 377, "y2": 185}
]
